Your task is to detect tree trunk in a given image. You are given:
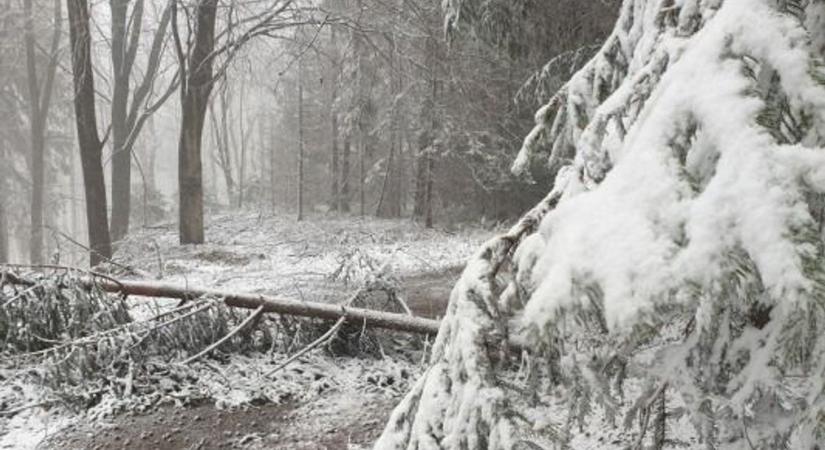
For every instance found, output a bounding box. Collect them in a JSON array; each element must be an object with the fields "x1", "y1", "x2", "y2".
[
  {"x1": 109, "y1": 0, "x2": 170, "y2": 240},
  {"x1": 24, "y1": 0, "x2": 61, "y2": 264},
  {"x1": 209, "y1": 87, "x2": 235, "y2": 204},
  {"x1": 67, "y1": 0, "x2": 113, "y2": 267},
  {"x1": 108, "y1": 0, "x2": 134, "y2": 242},
  {"x1": 296, "y1": 62, "x2": 305, "y2": 221},
  {"x1": 238, "y1": 83, "x2": 247, "y2": 209},
  {"x1": 328, "y1": 27, "x2": 340, "y2": 211},
  {"x1": 2, "y1": 271, "x2": 442, "y2": 335},
  {"x1": 331, "y1": 112, "x2": 340, "y2": 211},
  {"x1": 340, "y1": 137, "x2": 351, "y2": 212},
  {"x1": 177, "y1": 0, "x2": 218, "y2": 245},
  {"x1": 269, "y1": 112, "x2": 277, "y2": 212},
  {"x1": 359, "y1": 128, "x2": 365, "y2": 217},
  {"x1": 0, "y1": 168, "x2": 8, "y2": 263},
  {"x1": 377, "y1": 33, "x2": 402, "y2": 218}
]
